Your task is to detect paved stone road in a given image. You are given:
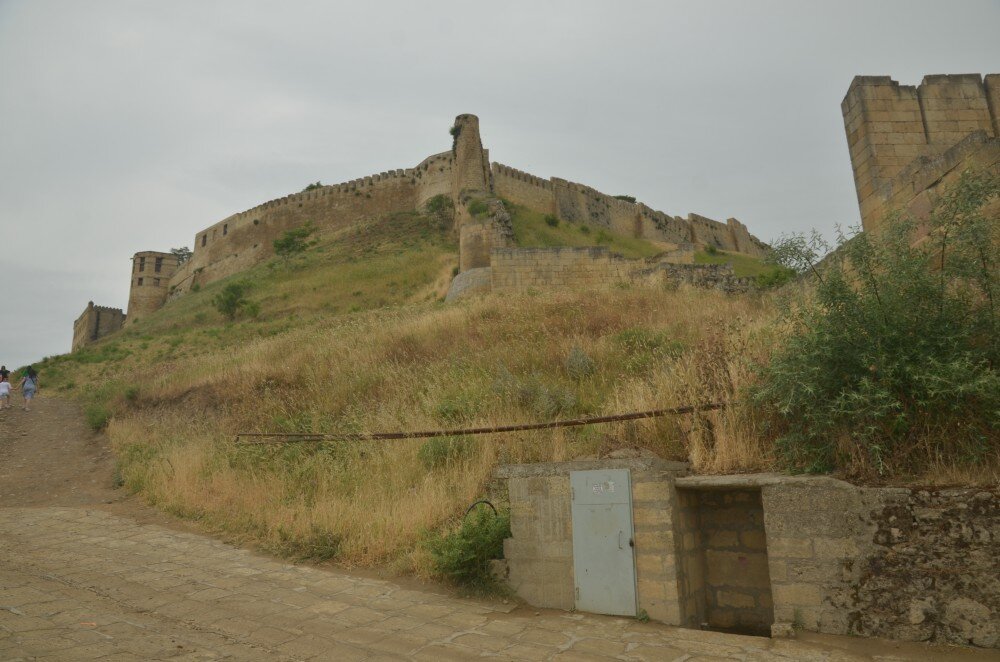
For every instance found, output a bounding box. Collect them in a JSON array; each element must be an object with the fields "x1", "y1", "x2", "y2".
[{"x1": 3, "y1": 507, "x2": 986, "y2": 661}]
